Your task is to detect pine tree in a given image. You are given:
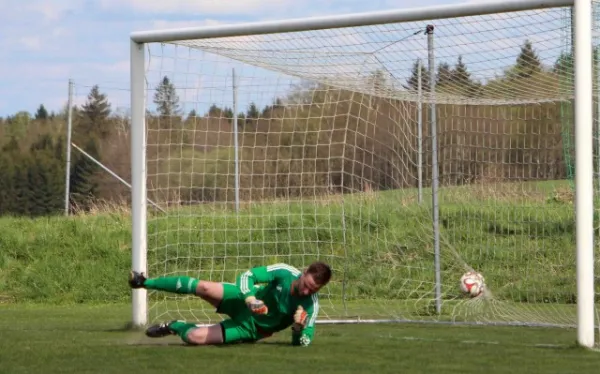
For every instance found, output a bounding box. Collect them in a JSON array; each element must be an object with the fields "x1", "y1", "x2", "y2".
[
  {"x1": 515, "y1": 40, "x2": 542, "y2": 78},
  {"x1": 13, "y1": 156, "x2": 33, "y2": 216},
  {"x1": 153, "y1": 76, "x2": 180, "y2": 117},
  {"x1": 450, "y1": 56, "x2": 480, "y2": 97},
  {"x1": 80, "y1": 85, "x2": 112, "y2": 139},
  {"x1": 246, "y1": 102, "x2": 260, "y2": 128},
  {"x1": 553, "y1": 51, "x2": 573, "y2": 74},
  {"x1": 223, "y1": 107, "x2": 234, "y2": 120},
  {"x1": 407, "y1": 59, "x2": 429, "y2": 91},
  {"x1": 246, "y1": 102, "x2": 260, "y2": 119},
  {"x1": 69, "y1": 138, "x2": 100, "y2": 212},
  {"x1": 452, "y1": 56, "x2": 471, "y2": 86},
  {"x1": 0, "y1": 154, "x2": 16, "y2": 214},
  {"x1": 35, "y1": 104, "x2": 48, "y2": 120},
  {"x1": 208, "y1": 104, "x2": 224, "y2": 117},
  {"x1": 553, "y1": 46, "x2": 600, "y2": 74},
  {"x1": 436, "y1": 62, "x2": 453, "y2": 88},
  {"x1": 28, "y1": 153, "x2": 63, "y2": 216},
  {"x1": 19, "y1": 135, "x2": 66, "y2": 216},
  {"x1": 26, "y1": 161, "x2": 45, "y2": 216}
]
